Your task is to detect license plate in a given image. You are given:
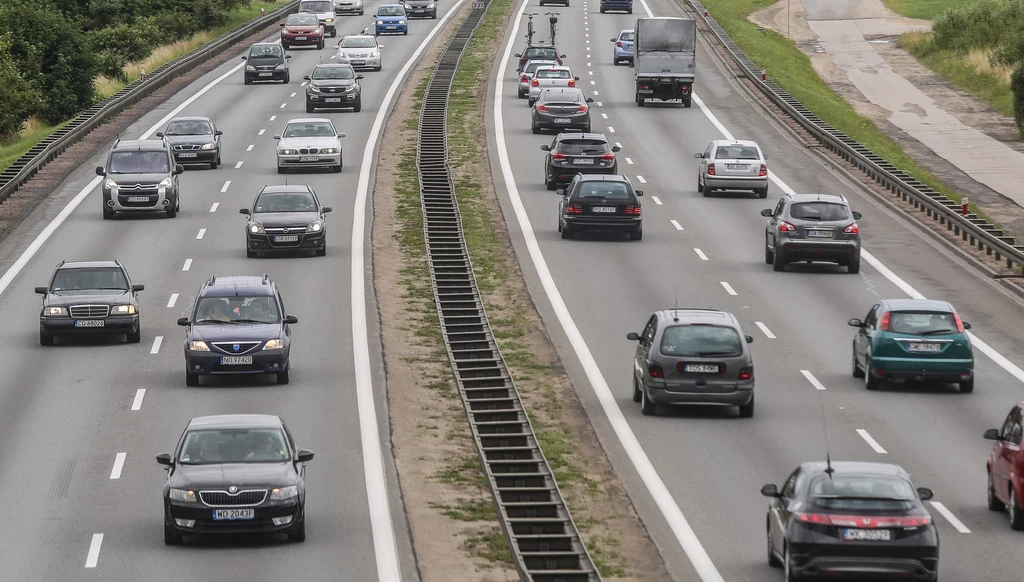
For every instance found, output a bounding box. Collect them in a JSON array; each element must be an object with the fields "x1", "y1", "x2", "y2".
[
  {"x1": 299, "y1": 155, "x2": 320, "y2": 162},
  {"x1": 414, "y1": 9, "x2": 424, "y2": 12},
  {"x1": 74, "y1": 320, "x2": 105, "y2": 327},
  {"x1": 553, "y1": 118, "x2": 570, "y2": 124},
  {"x1": 591, "y1": 206, "x2": 616, "y2": 213},
  {"x1": 386, "y1": 25, "x2": 396, "y2": 29},
  {"x1": 220, "y1": 356, "x2": 253, "y2": 365},
  {"x1": 274, "y1": 235, "x2": 300, "y2": 242},
  {"x1": 806, "y1": 230, "x2": 833, "y2": 238},
  {"x1": 325, "y1": 97, "x2": 341, "y2": 102},
  {"x1": 352, "y1": 61, "x2": 365, "y2": 65},
  {"x1": 213, "y1": 509, "x2": 255, "y2": 520},
  {"x1": 907, "y1": 343, "x2": 942, "y2": 352},
  {"x1": 126, "y1": 196, "x2": 150, "y2": 202},
  {"x1": 295, "y1": 36, "x2": 307, "y2": 40},
  {"x1": 638, "y1": 88, "x2": 654, "y2": 93},
  {"x1": 684, "y1": 364, "x2": 719, "y2": 373},
  {"x1": 726, "y1": 164, "x2": 748, "y2": 170},
  {"x1": 573, "y1": 158, "x2": 595, "y2": 164},
  {"x1": 259, "y1": 72, "x2": 273, "y2": 77},
  {"x1": 842, "y1": 528, "x2": 891, "y2": 541},
  {"x1": 177, "y1": 152, "x2": 198, "y2": 158}
]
